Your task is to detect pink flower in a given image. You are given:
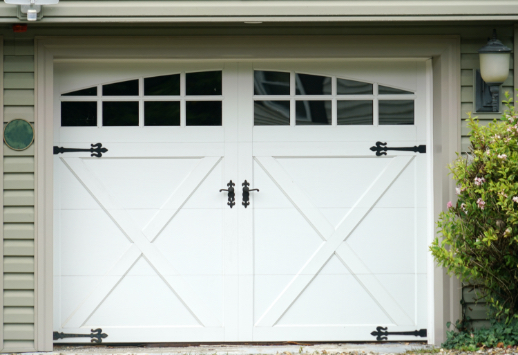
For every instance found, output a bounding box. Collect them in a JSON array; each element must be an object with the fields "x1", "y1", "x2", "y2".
[
  {"x1": 513, "y1": 196, "x2": 518, "y2": 203},
  {"x1": 498, "y1": 154, "x2": 508, "y2": 160},
  {"x1": 447, "y1": 201, "x2": 453, "y2": 208},
  {"x1": 477, "y1": 198, "x2": 486, "y2": 210},
  {"x1": 474, "y1": 177, "x2": 485, "y2": 186}
]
